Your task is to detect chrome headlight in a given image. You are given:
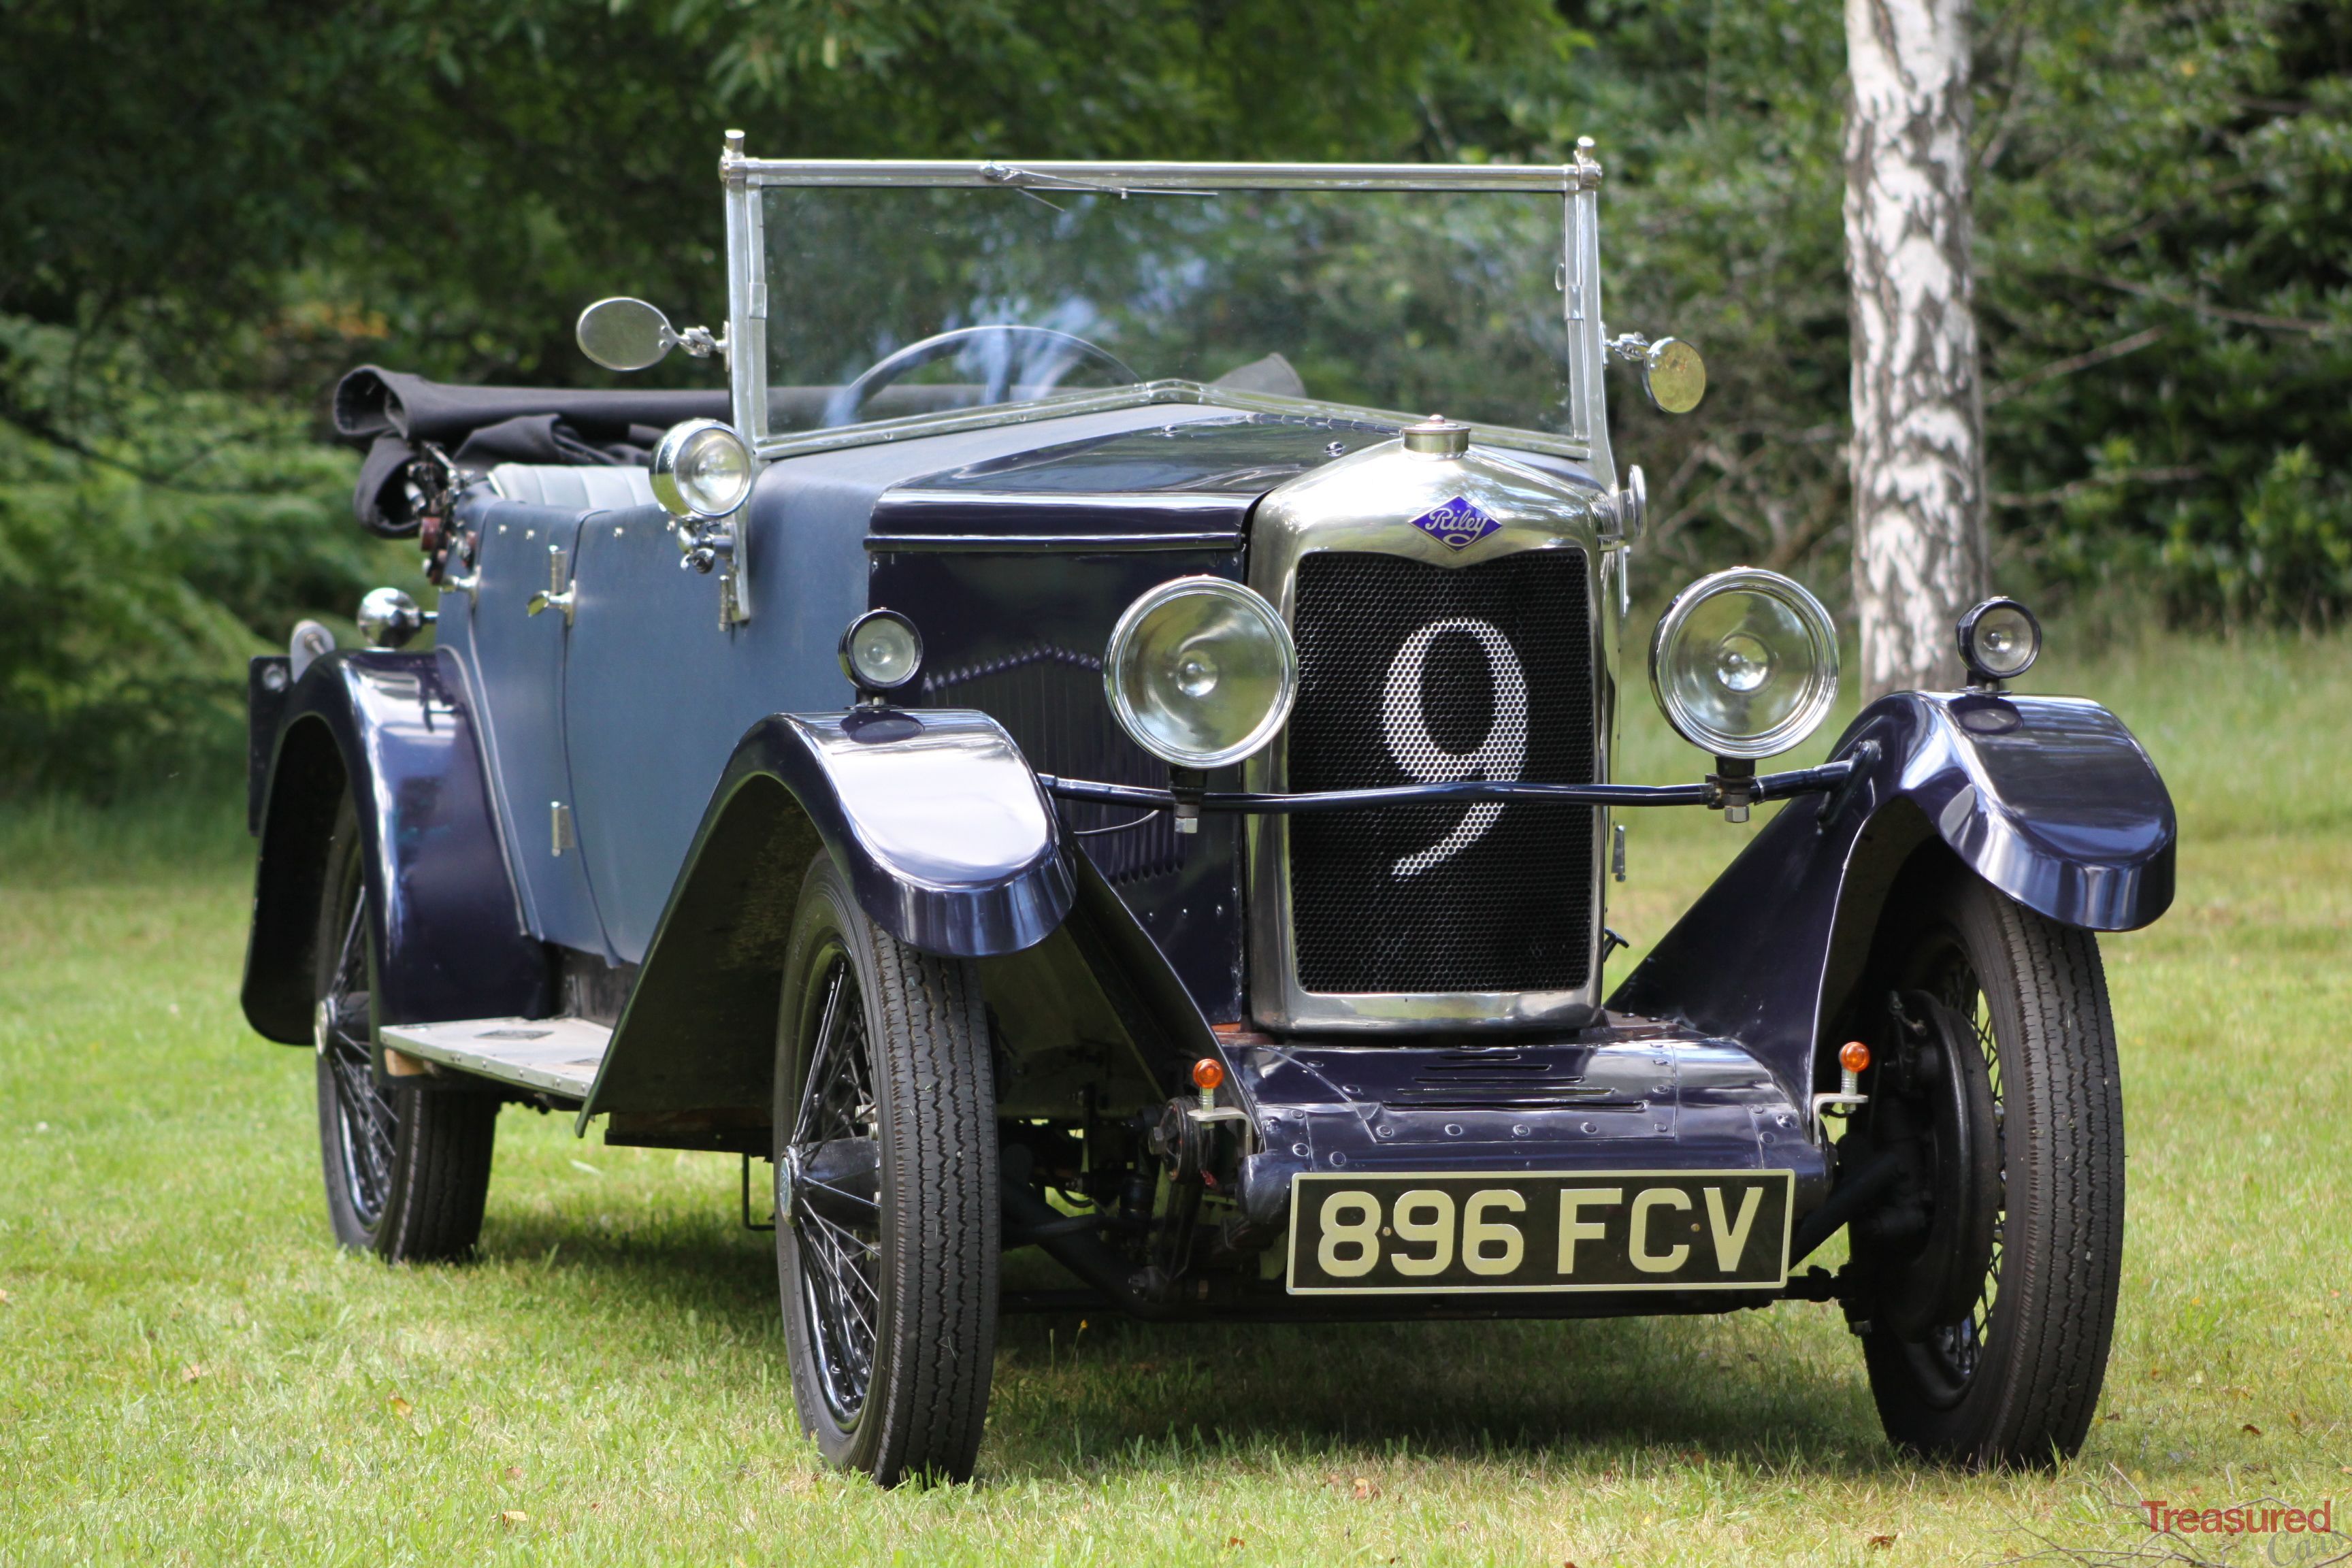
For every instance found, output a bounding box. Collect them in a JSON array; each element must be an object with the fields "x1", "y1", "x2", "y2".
[
  {"x1": 651, "y1": 419, "x2": 753, "y2": 520},
  {"x1": 1650, "y1": 568, "x2": 1839, "y2": 759},
  {"x1": 1104, "y1": 577, "x2": 1298, "y2": 768}
]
